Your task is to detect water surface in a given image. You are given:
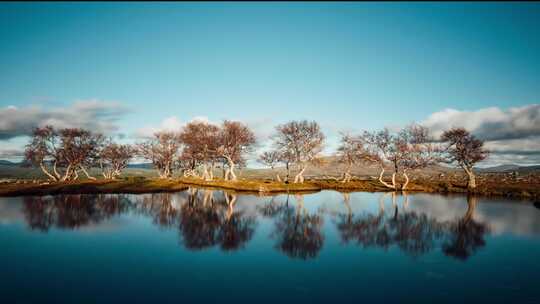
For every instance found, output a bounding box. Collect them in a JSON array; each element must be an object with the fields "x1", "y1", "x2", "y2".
[{"x1": 1, "y1": 189, "x2": 539, "y2": 303}]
